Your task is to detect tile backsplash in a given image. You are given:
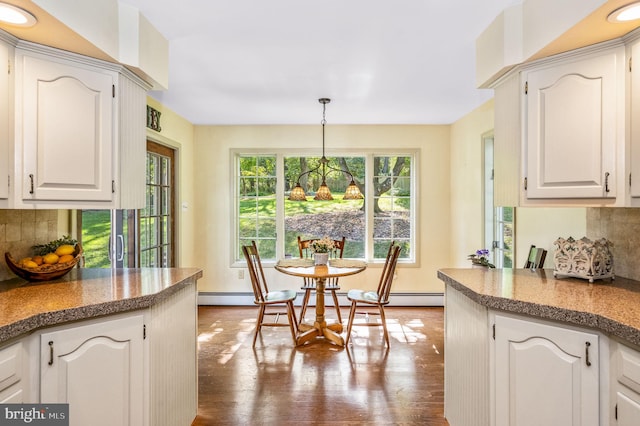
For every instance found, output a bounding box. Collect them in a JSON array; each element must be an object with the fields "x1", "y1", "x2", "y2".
[
  {"x1": 587, "y1": 208, "x2": 640, "y2": 281},
  {"x1": 0, "y1": 210, "x2": 60, "y2": 281}
]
